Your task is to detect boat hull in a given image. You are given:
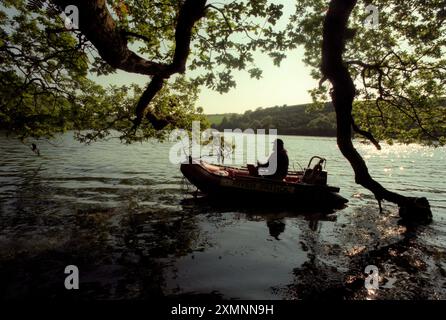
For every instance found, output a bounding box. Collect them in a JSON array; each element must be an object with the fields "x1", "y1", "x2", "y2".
[{"x1": 180, "y1": 162, "x2": 348, "y2": 209}]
